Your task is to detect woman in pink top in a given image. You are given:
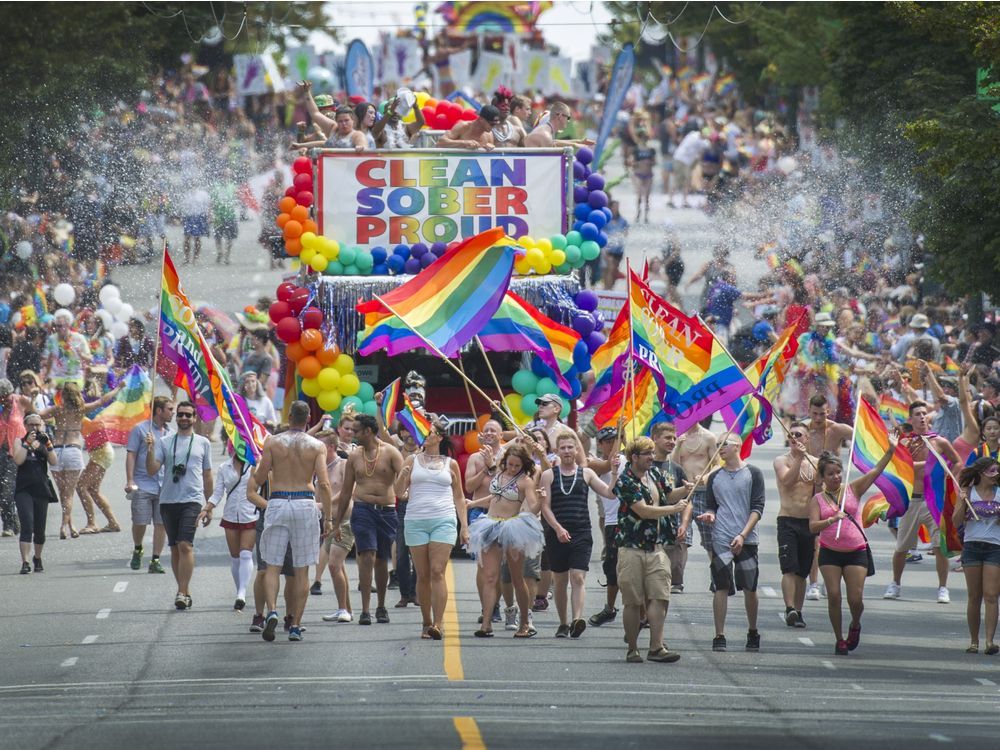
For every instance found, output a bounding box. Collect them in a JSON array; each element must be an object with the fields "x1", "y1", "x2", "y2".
[{"x1": 809, "y1": 442, "x2": 897, "y2": 656}]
